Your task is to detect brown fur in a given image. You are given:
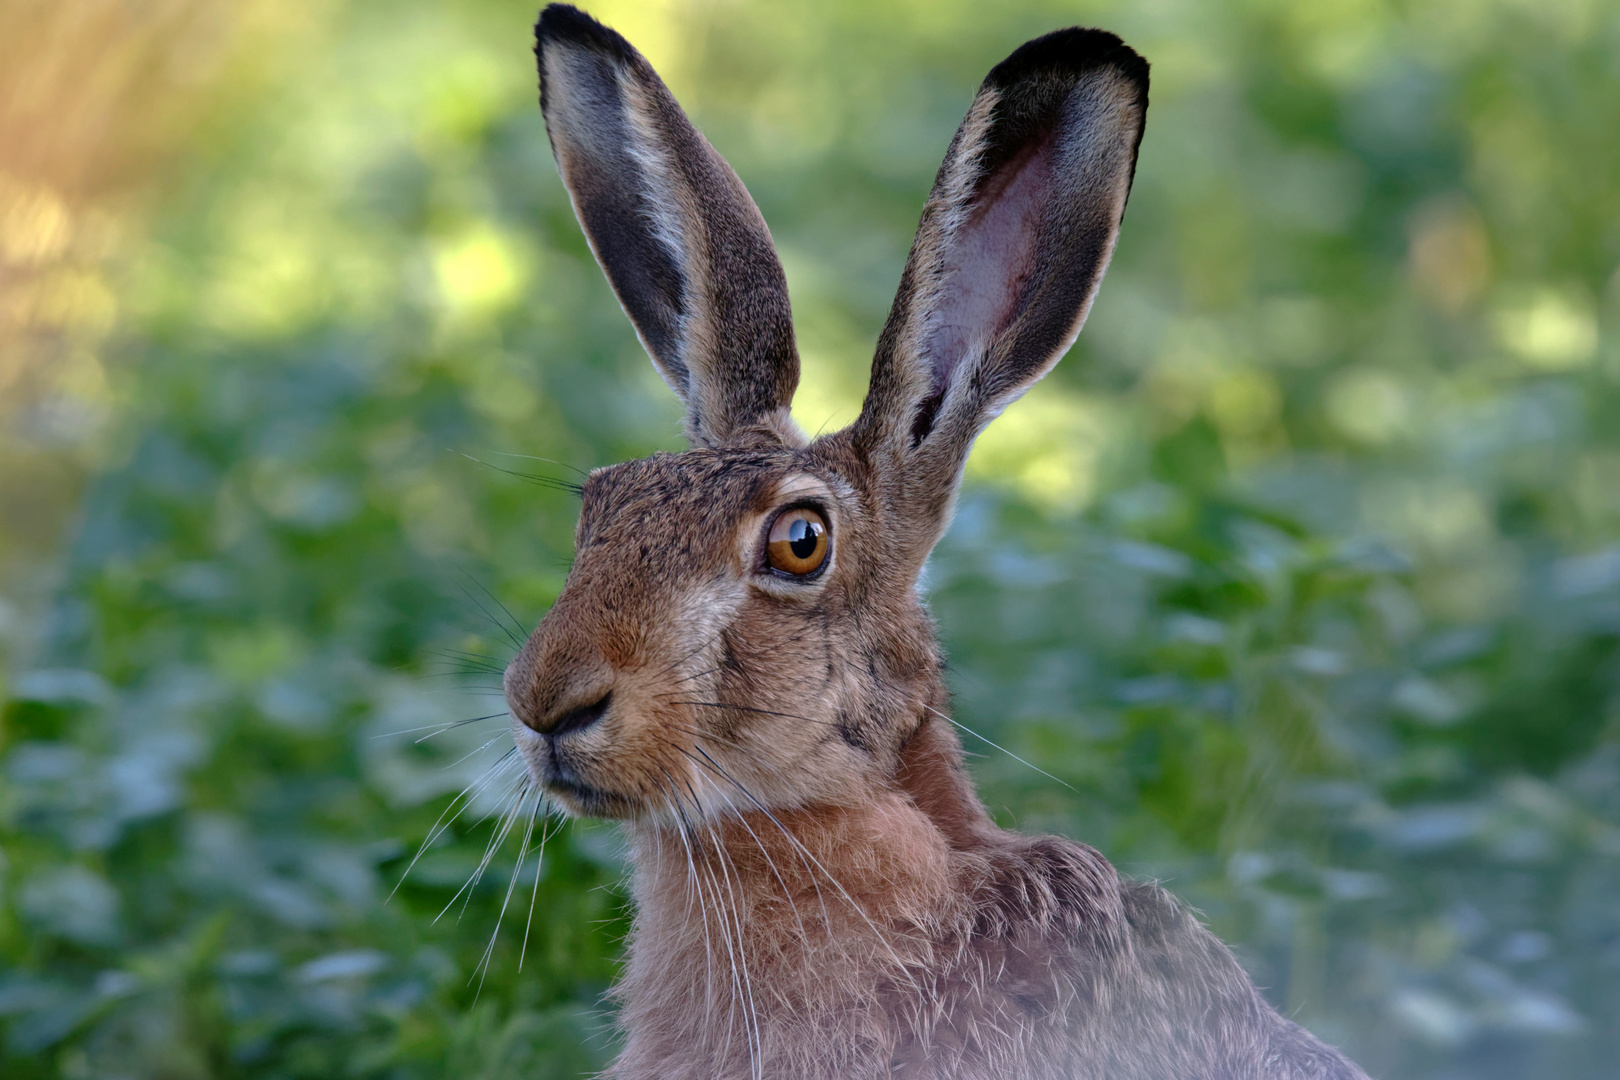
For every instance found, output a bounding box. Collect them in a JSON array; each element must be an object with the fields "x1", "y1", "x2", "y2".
[{"x1": 510, "y1": 7, "x2": 1371, "y2": 1078}]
